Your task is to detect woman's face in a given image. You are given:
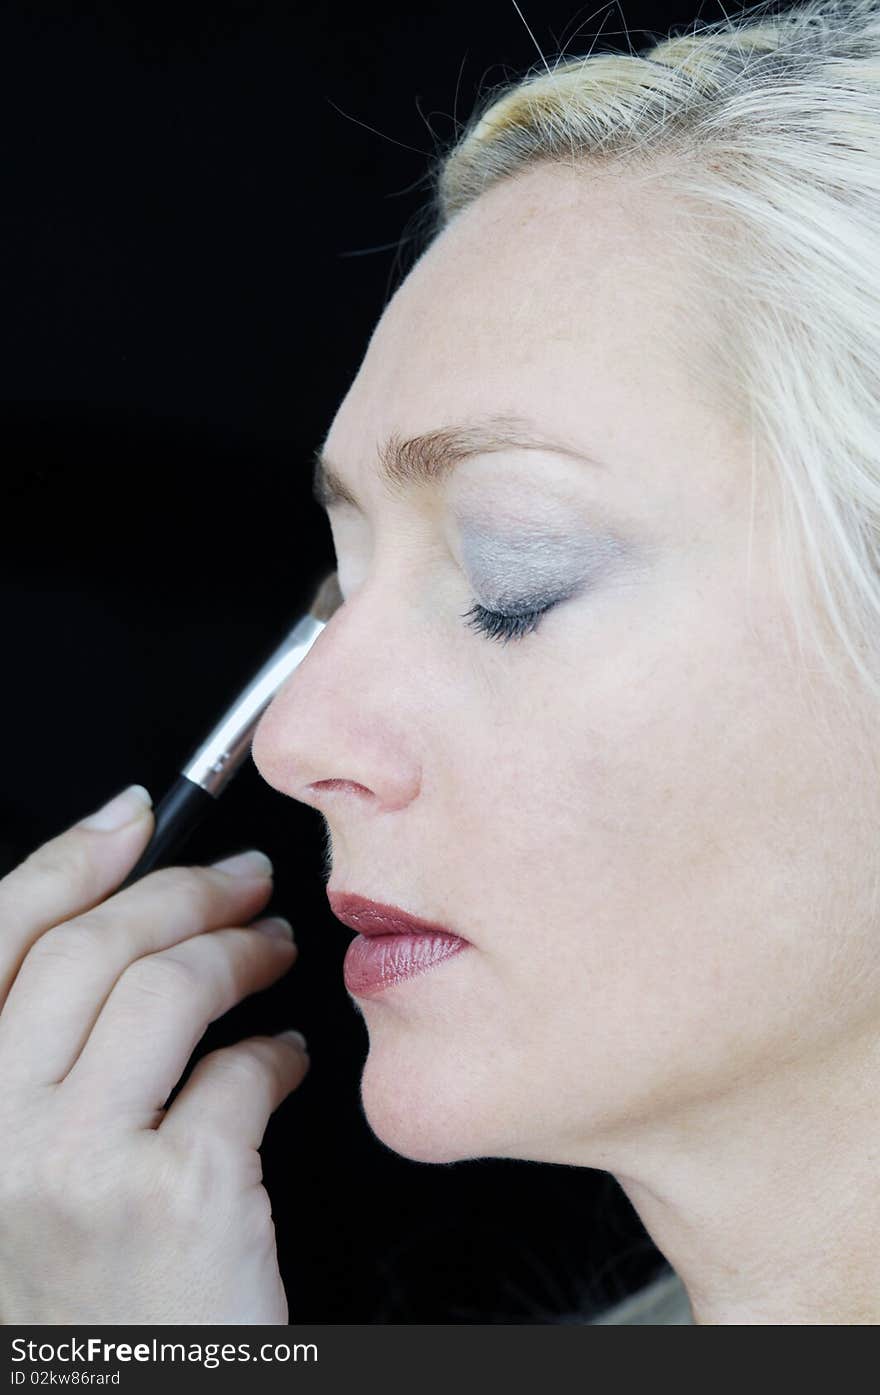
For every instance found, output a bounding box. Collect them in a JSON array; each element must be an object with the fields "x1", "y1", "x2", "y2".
[{"x1": 252, "y1": 162, "x2": 880, "y2": 1169}]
